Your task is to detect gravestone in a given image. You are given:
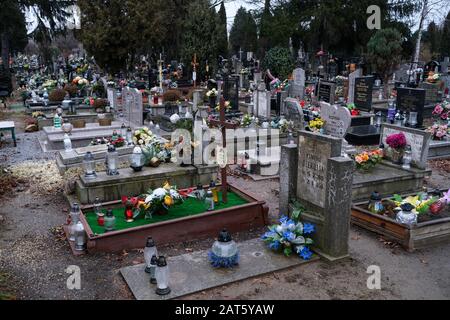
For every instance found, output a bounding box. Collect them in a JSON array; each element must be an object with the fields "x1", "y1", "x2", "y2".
[
  {"x1": 288, "y1": 80, "x2": 304, "y2": 99},
  {"x1": 275, "y1": 91, "x2": 288, "y2": 116},
  {"x1": 107, "y1": 88, "x2": 117, "y2": 110},
  {"x1": 284, "y1": 98, "x2": 305, "y2": 130},
  {"x1": 253, "y1": 87, "x2": 271, "y2": 119},
  {"x1": 122, "y1": 87, "x2": 143, "y2": 127},
  {"x1": 293, "y1": 68, "x2": 305, "y2": 87},
  {"x1": 224, "y1": 76, "x2": 239, "y2": 111},
  {"x1": 347, "y1": 69, "x2": 363, "y2": 103},
  {"x1": 396, "y1": 87, "x2": 426, "y2": 127},
  {"x1": 380, "y1": 124, "x2": 431, "y2": 170},
  {"x1": 394, "y1": 64, "x2": 411, "y2": 83},
  {"x1": 419, "y1": 82, "x2": 441, "y2": 104},
  {"x1": 354, "y1": 76, "x2": 374, "y2": 111},
  {"x1": 280, "y1": 131, "x2": 354, "y2": 261},
  {"x1": 320, "y1": 102, "x2": 351, "y2": 139},
  {"x1": 317, "y1": 81, "x2": 336, "y2": 104}
]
